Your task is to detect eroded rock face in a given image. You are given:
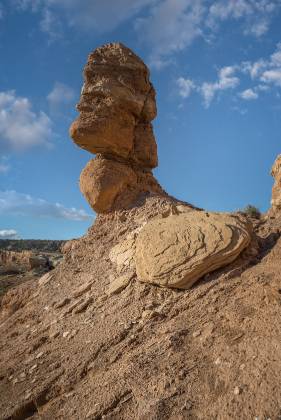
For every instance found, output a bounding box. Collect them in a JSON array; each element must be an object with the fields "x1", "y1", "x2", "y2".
[
  {"x1": 271, "y1": 154, "x2": 281, "y2": 212},
  {"x1": 70, "y1": 42, "x2": 163, "y2": 213},
  {"x1": 135, "y1": 212, "x2": 252, "y2": 289},
  {"x1": 70, "y1": 43, "x2": 253, "y2": 289}
]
